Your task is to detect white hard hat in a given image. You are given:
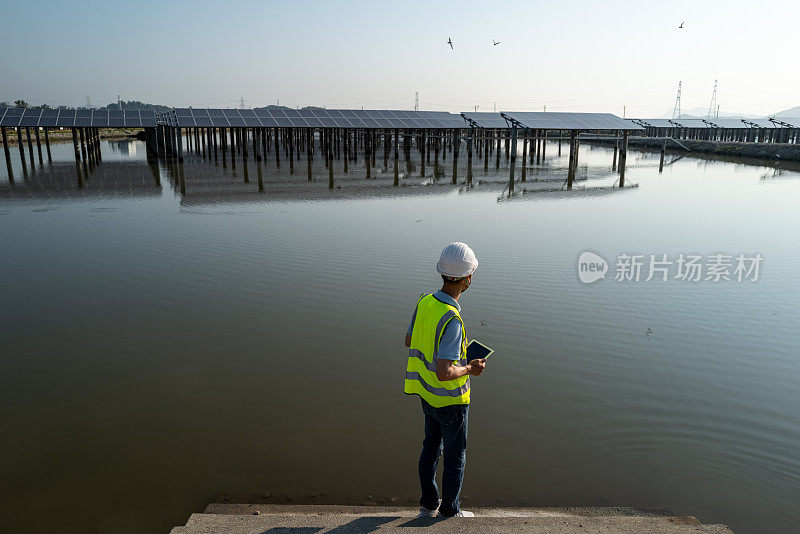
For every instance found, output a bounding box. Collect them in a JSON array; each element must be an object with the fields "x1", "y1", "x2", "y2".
[{"x1": 436, "y1": 242, "x2": 478, "y2": 278}]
